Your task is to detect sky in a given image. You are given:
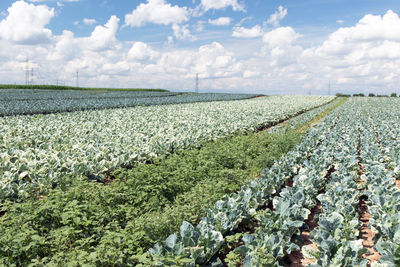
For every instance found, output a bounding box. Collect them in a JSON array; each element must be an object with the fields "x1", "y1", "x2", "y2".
[{"x1": 1, "y1": 0, "x2": 400, "y2": 94}]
